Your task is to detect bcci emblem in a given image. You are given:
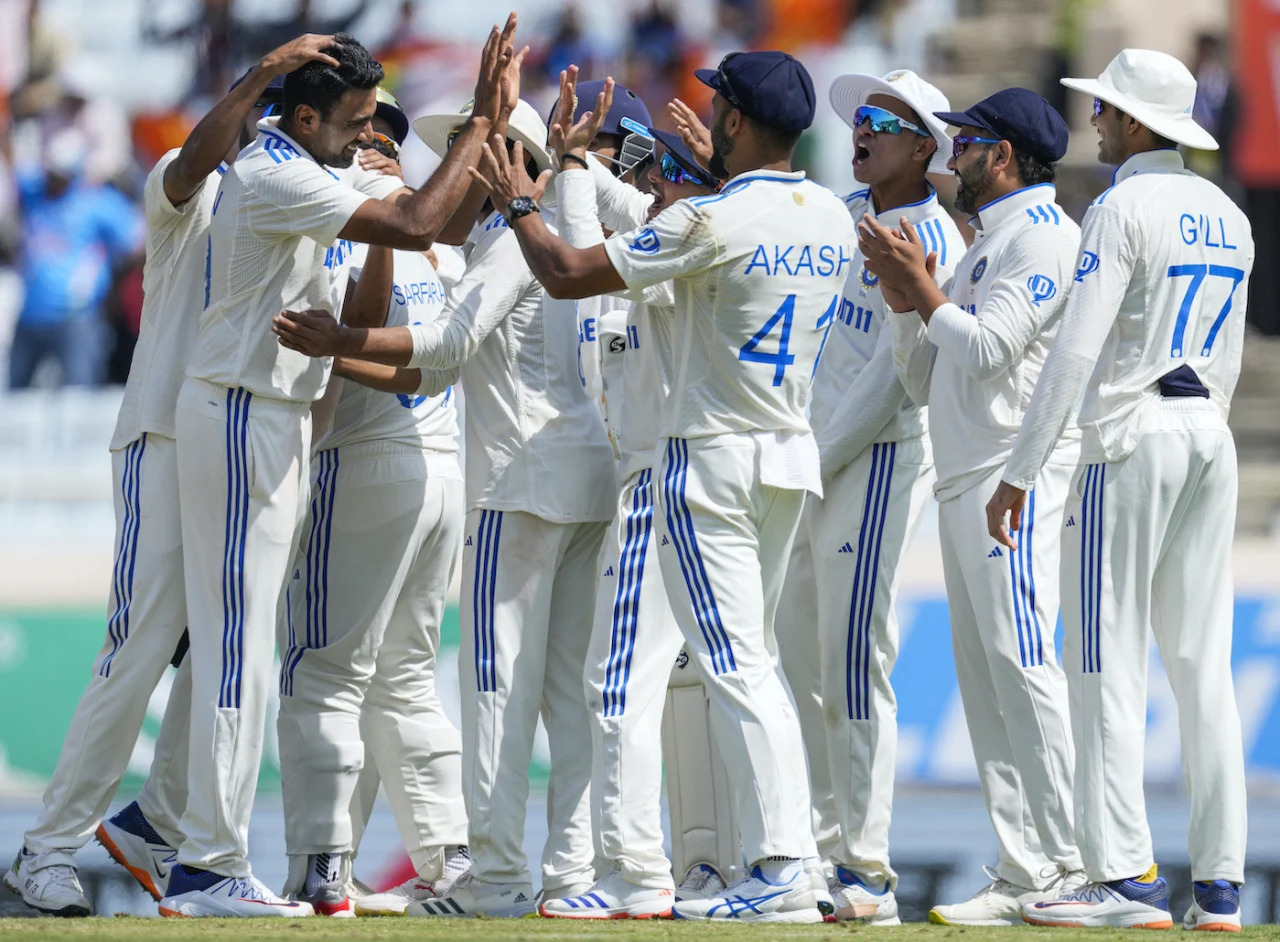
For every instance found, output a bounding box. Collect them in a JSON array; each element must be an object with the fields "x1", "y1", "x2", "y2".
[
  {"x1": 860, "y1": 266, "x2": 879, "y2": 289},
  {"x1": 970, "y1": 257, "x2": 988, "y2": 283}
]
